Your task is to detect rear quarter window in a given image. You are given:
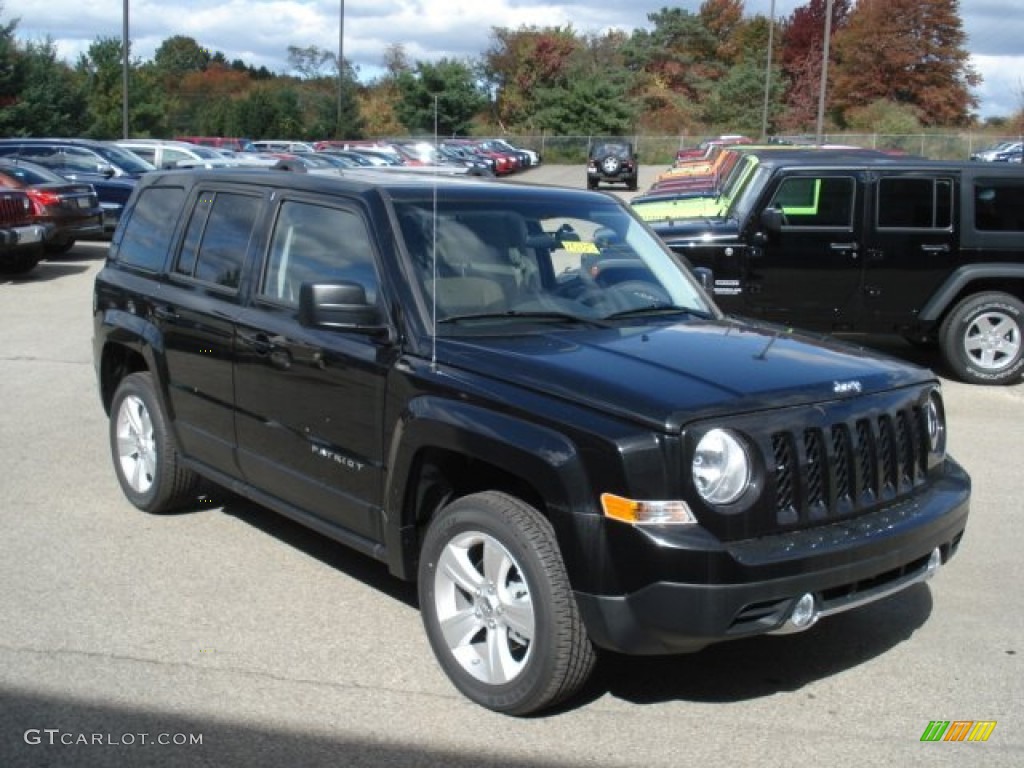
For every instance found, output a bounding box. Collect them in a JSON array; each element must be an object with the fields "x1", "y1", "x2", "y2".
[
  {"x1": 974, "y1": 179, "x2": 1024, "y2": 231},
  {"x1": 113, "y1": 186, "x2": 186, "y2": 271}
]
